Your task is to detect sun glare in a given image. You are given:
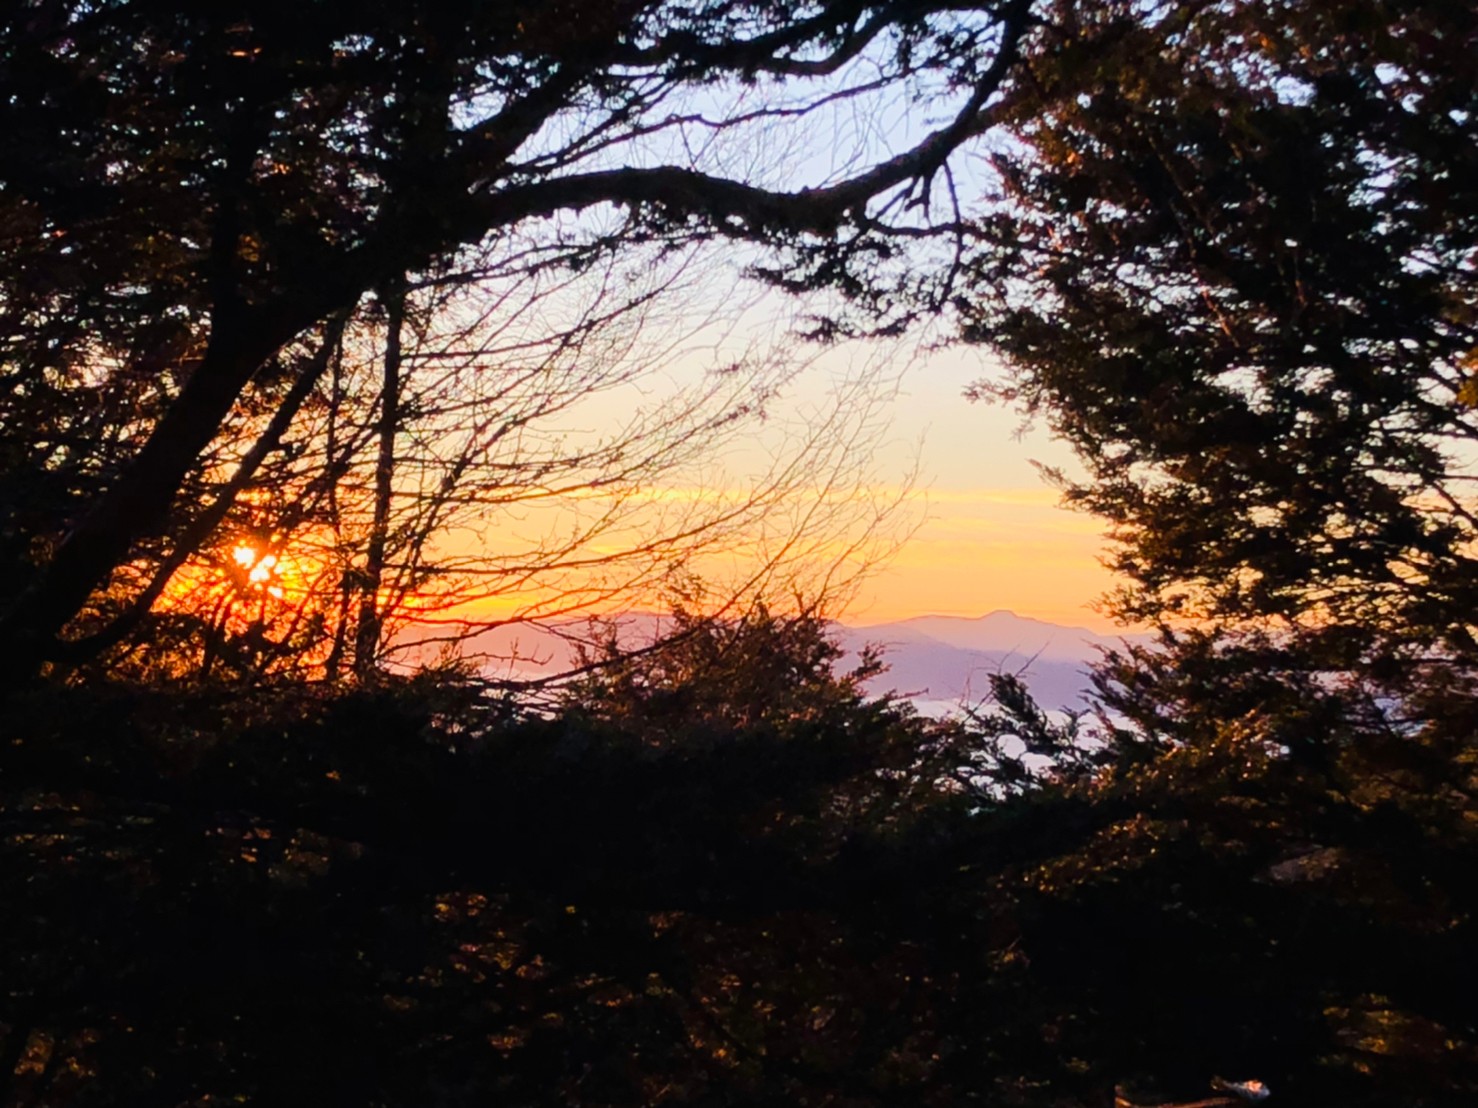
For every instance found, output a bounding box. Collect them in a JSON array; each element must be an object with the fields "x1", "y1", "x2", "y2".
[{"x1": 231, "y1": 544, "x2": 285, "y2": 597}]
